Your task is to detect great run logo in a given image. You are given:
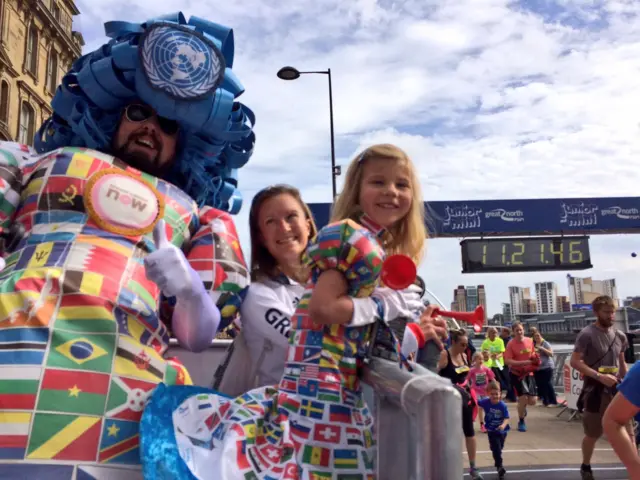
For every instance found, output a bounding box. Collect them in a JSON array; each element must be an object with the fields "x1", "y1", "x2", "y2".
[
  {"x1": 485, "y1": 208, "x2": 525, "y2": 222},
  {"x1": 601, "y1": 206, "x2": 640, "y2": 220}
]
